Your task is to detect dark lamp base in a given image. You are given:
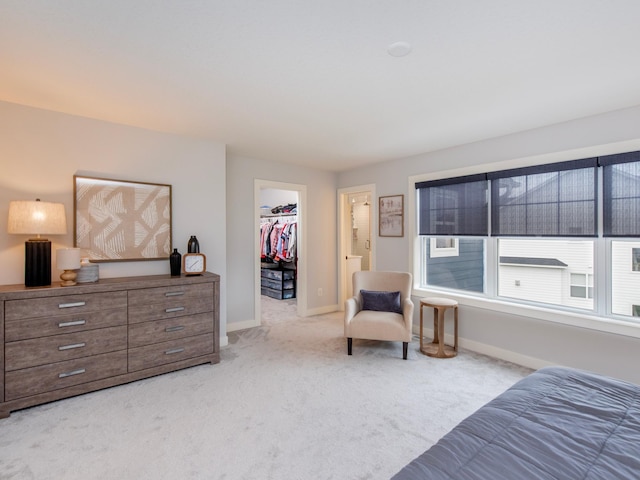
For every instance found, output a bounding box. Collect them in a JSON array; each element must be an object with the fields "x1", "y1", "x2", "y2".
[{"x1": 25, "y1": 239, "x2": 52, "y2": 288}]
